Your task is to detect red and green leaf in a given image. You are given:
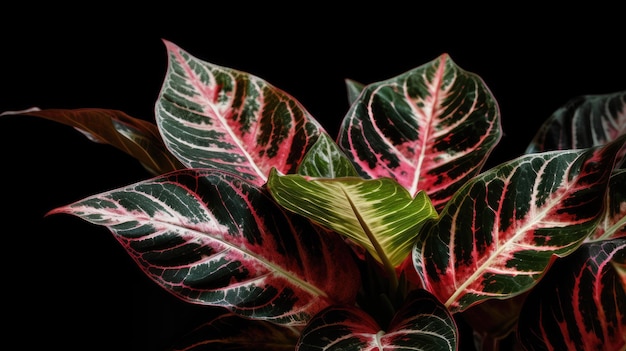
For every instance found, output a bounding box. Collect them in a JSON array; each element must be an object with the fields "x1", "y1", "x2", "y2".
[
  {"x1": 415, "y1": 135, "x2": 626, "y2": 313},
  {"x1": 337, "y1": 53, "x2": 501, "y2": 211},
  {"x1": 296, "y1": 289, "x2": 457, "y2": 351},
  {"x1": 0, "y1": 107, "x2": 184, "y2": 175},
  {"x1": 48, "y1": 169, "x2": 360, "y2": 326},
  {"x1": 517, "y1": 238, "x2": 626, "y2": 351},
  {"x1": 169, "y1": 307, "x2": 300, "y2": 350},
  {"x1": 156, "y1": 40, "x2": 325, "y2": 186},
  {"x1": 526, "y1": 91, "x2": 626, "y2": 155},
  {"x1": 590, "y1": 169, "x2": 626, "y2": 241}
]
